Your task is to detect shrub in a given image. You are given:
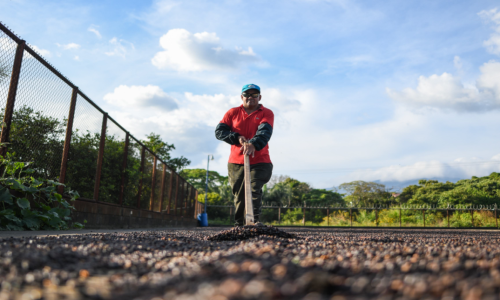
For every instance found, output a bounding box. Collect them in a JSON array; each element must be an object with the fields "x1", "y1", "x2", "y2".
[{"x1": 0, "y1": 152, "x2": 83, "y2": 230}]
